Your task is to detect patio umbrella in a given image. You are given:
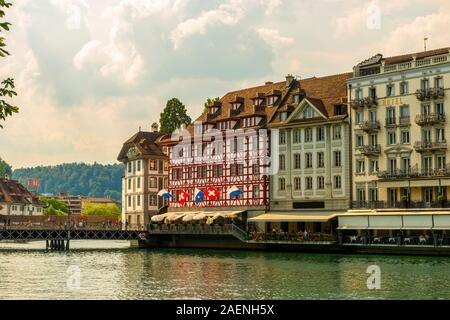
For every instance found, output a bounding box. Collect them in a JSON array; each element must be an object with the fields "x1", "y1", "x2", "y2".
[{"x1": 193, "y1": 213, "x2": 207, "y2": 221}]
